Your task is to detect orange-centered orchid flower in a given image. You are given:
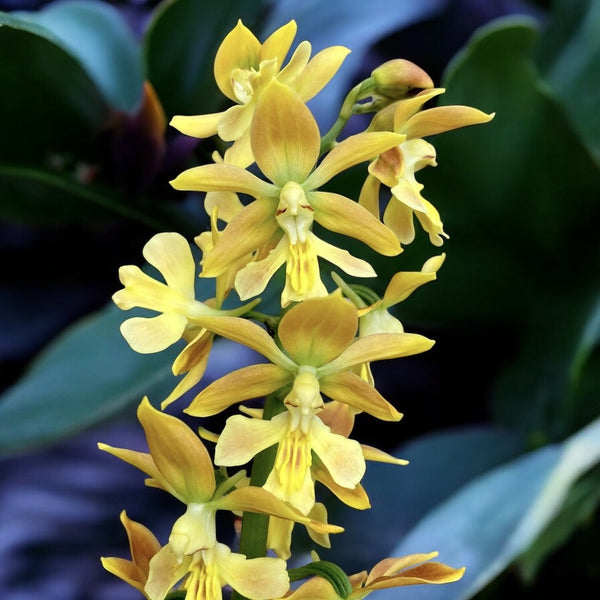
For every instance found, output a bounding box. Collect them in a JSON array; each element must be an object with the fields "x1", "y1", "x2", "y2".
[
  {"x1": 183, "y1": 292, "x2": 433, "y2": 513},
  {"x1": 360, "y1": 88, "x2": 494, "y2": 246},
  {"x1": 171, "y1": 81, "x2": 404, "y2": 307},
  {"x1": 170, "y1": 19, "x2": 350, "y2": 167}
]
